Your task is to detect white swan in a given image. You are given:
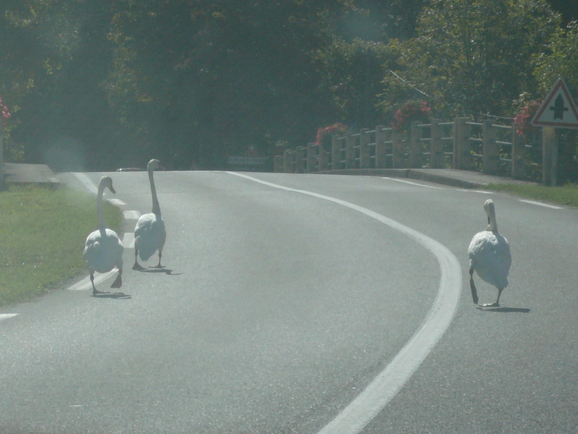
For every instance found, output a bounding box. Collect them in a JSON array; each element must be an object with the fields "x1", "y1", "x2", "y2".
[
  {"x1": 468, "y1": 199, "x2": 511, "y2": 307},
  {"x1": 133, "y1": 159, "x2": 166, "y2": 270},
  {"x1": 83, "y1": 176, "x2": 124, "y2": 295}
]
